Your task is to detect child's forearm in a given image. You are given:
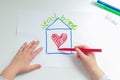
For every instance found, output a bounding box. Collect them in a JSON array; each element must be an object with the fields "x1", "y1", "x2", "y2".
[{"x1": 89, "y1": 65, "x2": 104, "y2": 80}]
